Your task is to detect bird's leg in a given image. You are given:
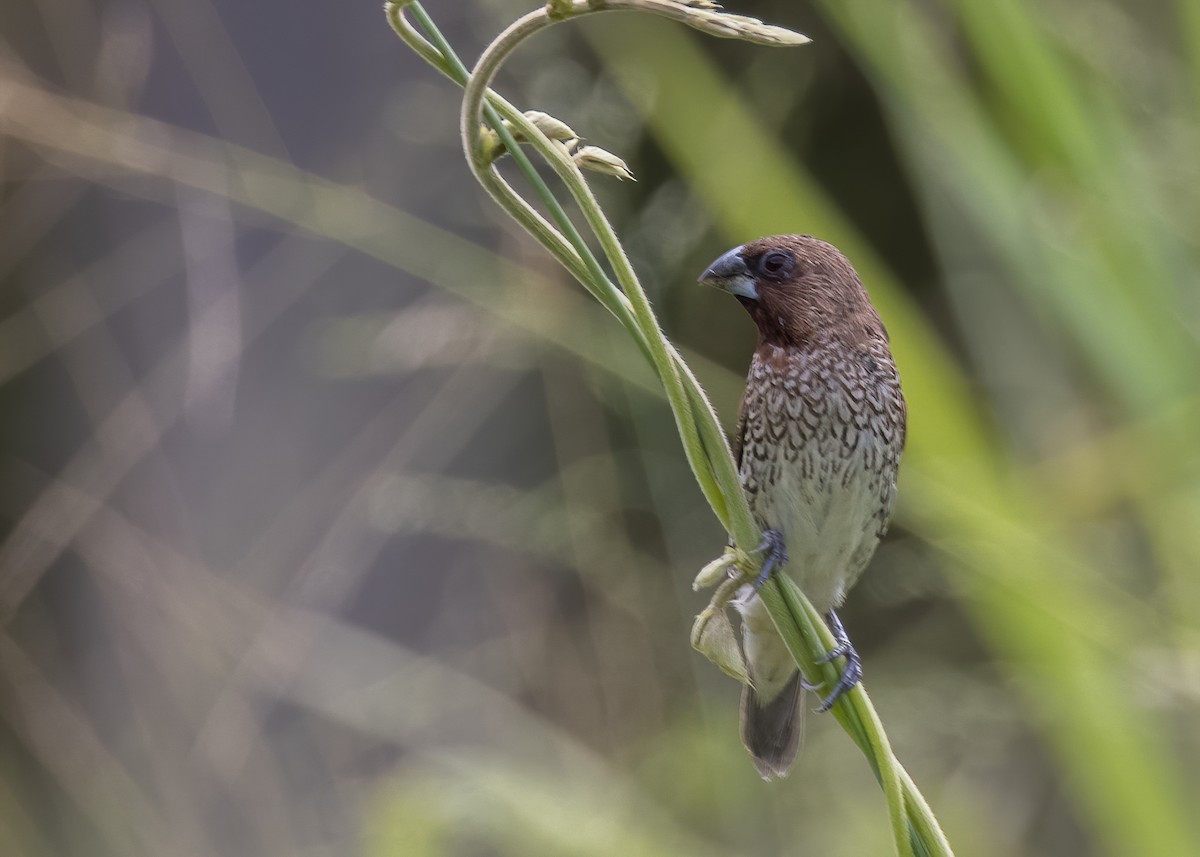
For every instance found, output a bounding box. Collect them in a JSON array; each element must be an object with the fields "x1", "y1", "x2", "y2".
[
  {"x1": 814, "y1": 609, "x2": 862, "y2": 712},
  {"x1": 747, "y1": 529, "x2": 787, "y2": 594}
]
